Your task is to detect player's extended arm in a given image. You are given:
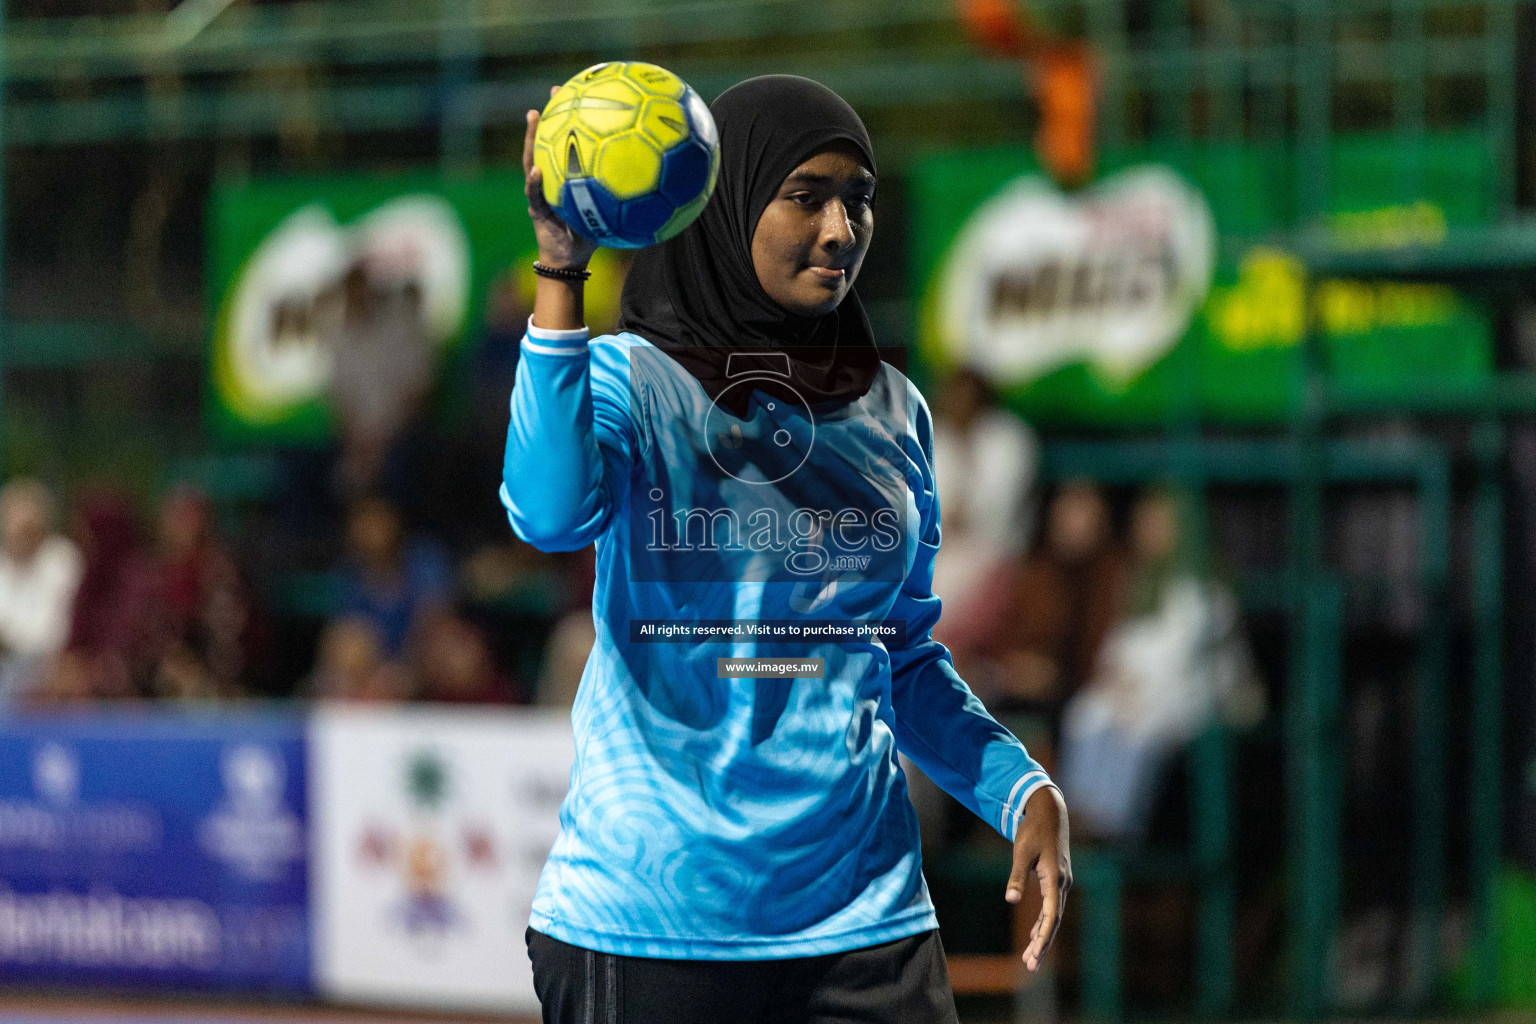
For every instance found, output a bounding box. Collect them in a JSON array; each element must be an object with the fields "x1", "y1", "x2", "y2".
[
  {"x1": 886, "y1": 388, "x2": 1055, "y2": 841},
  {"x1": 500, "y1": 95, "x2": 621, "y2": 552},
  {"x1": 885, "y1": 386, "x2": 1071, "y2": 969}
]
